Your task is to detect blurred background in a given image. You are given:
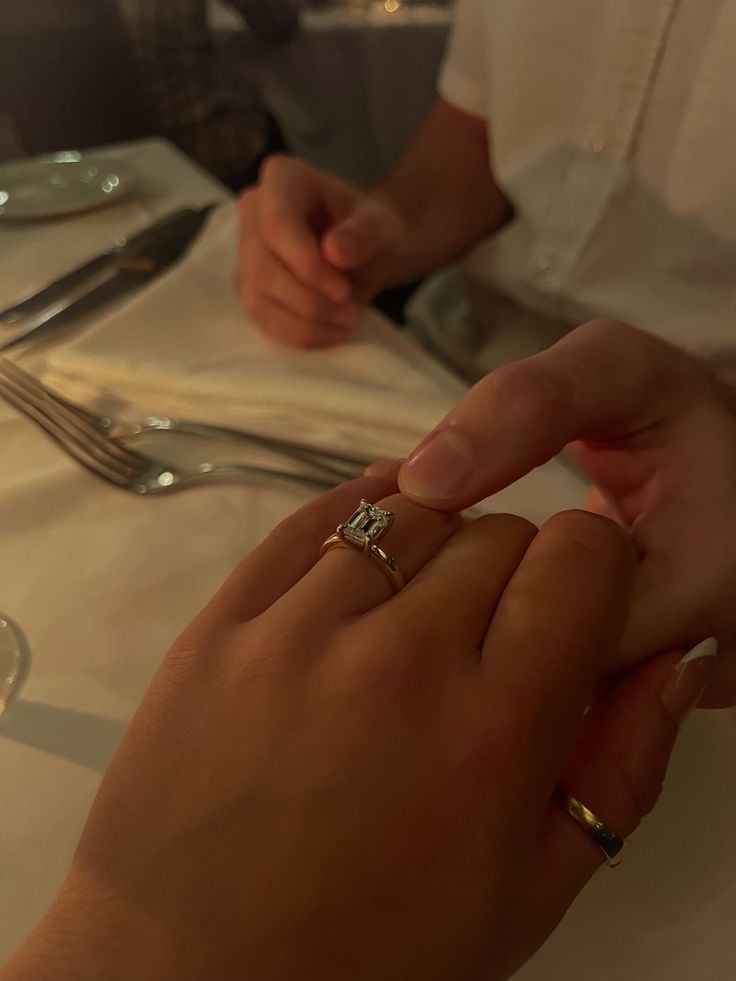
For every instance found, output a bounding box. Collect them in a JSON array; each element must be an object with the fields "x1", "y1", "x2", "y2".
[{"x1": 0, "y1": 0, "x2": 455, "y2": 190}]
